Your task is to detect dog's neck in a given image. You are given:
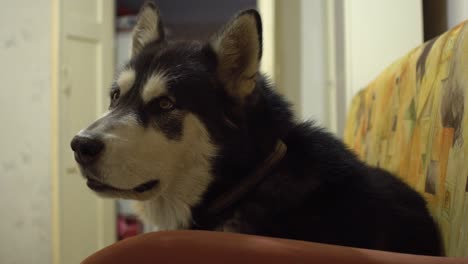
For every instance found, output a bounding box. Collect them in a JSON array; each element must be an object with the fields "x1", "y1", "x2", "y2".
[
  {"x1": 205, "y1": 140, "x2": 287, "y2": 214},
  {"x1": 136, "y1": 140, "x2": 287, "y2": 231},
  {"x1": 190, "y1": 140, "x2": 288, "y2": 230},
  {"x1": 136, "y1": 195, "x2": 193, "y2": 230}
]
